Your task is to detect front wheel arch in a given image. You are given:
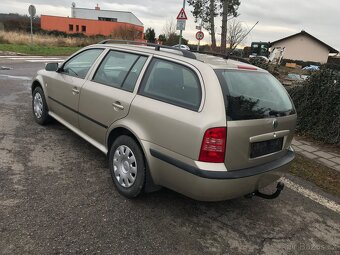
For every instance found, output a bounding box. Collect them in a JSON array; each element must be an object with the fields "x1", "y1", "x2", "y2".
[{"x1": 31, "y1": 80, "x2": 42, "y2": 95}]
